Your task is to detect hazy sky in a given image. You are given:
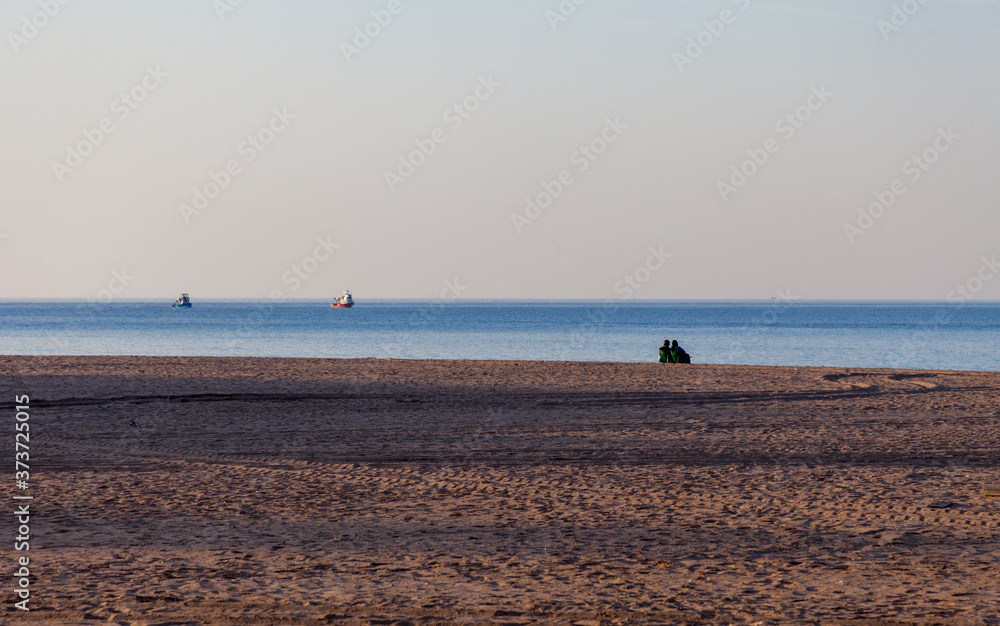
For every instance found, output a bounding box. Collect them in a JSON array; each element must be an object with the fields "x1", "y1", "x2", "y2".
[{"x1": 2, "y1": 0, "x2": 999, "y2": 300}]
